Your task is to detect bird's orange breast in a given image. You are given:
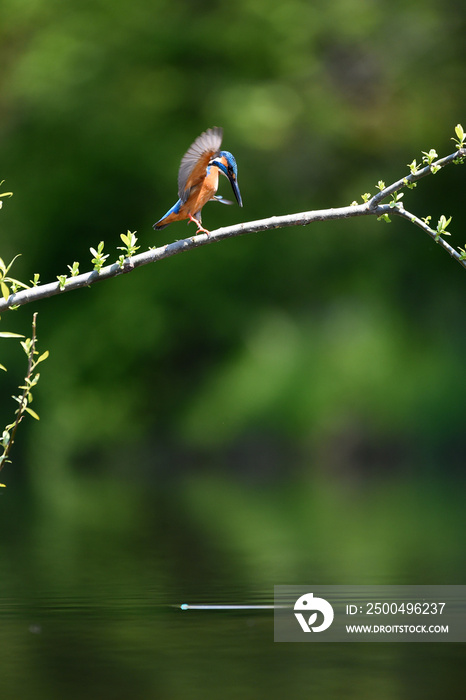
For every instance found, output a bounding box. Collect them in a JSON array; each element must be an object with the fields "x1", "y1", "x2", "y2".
[{"x1": 186, "y1": 167, "x2": 219, "y2": 216}]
